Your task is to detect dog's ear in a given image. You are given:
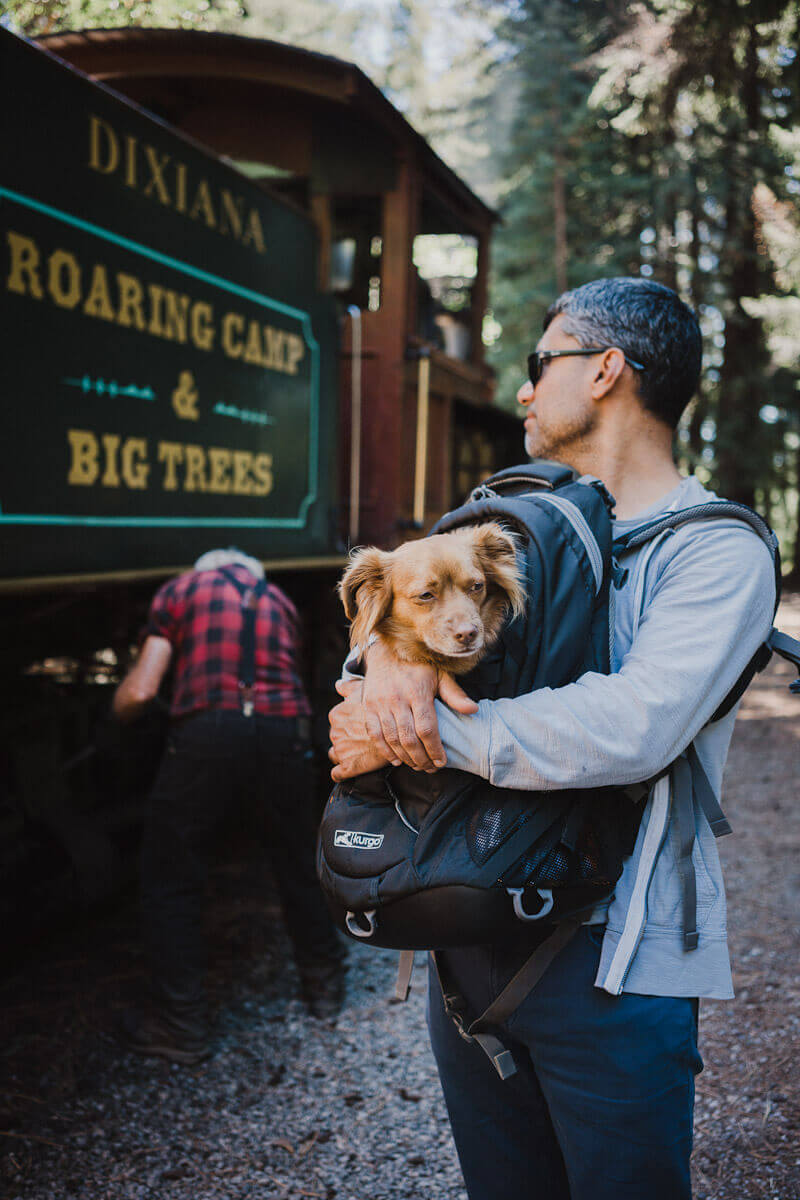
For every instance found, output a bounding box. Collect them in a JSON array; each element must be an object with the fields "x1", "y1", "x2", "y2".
[
  {"x1": 472, "y1": 523, "x2": 526, "y2": 621},
  {"x1": 338, "y1": 547, "x2": 393, "y2": 646}
]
